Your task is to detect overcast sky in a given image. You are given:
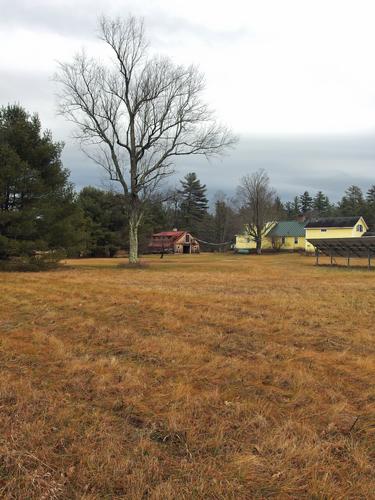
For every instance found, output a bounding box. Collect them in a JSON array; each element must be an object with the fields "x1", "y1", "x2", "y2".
[{"x1": 1, "y1": 0, "x2": 375, "y2": 201}]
